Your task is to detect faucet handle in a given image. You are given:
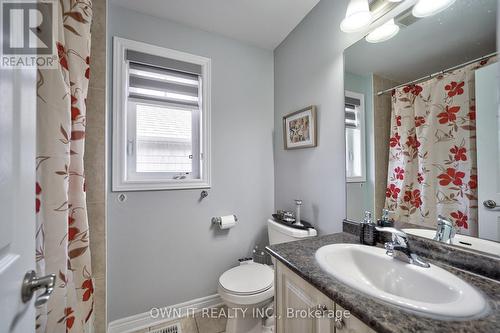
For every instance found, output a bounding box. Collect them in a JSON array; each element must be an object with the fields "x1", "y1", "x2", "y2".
[
  {"x1": 375, "y1": 226, "x2": 408, "y2": 246},
  {"x1": 377, "y1": 226, "x2": 406, "y2": 238},
  {"x1": 392, "y1": 231, "x2": 408, "y2": 246}
]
